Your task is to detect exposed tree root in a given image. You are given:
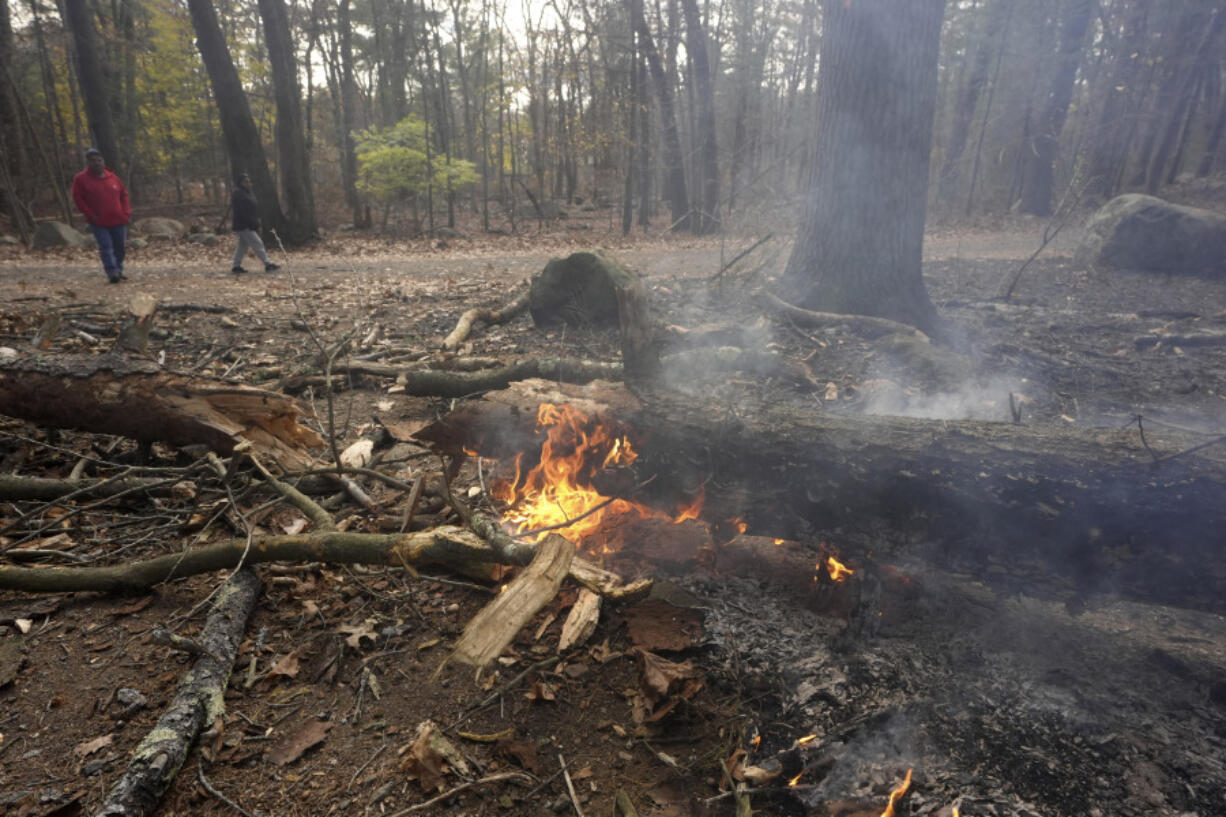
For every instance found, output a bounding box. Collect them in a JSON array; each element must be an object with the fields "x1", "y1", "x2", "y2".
[{"x1": 442, "y1": 287, "x2": 531, "y2": 351}]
